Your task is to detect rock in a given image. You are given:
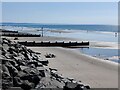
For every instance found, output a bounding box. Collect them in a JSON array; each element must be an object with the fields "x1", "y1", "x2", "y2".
[
  {"x1": 2, "y1": 77, "x2": 13, "y2": 89},
  {"x1": 27, "y1": 60, "x2": 38, "y2": 67},
  {"x1": 2, "y1": 48, "x2": 7, "y2": 56},
  {"x1": 2, "y1": 65, "x2": 11, "y2": 77},
  {"x1": 12, "y1": 50, "x2": 18, "y2": 56},
  {"x1": 39, "y1": 59, "x2": 49, "y2": 66},
  {"x1": 49, "y1": 68, "x2": 58, "y2": 71},
  {"x1": 14, "y1": 37, "x2": 19, "y2": 40},
  {"x1": 7, "y1": 46, "x2": 16, "y2": 54},
  {"x1": 20, "y1": 66, "x2": 41, "y2": 88},
  {"x1": 20, "y1": 66, "x2": 28, "y2": 71},
  {"x1": 20, "y1": 80, "x2": 34, "y2": 90},
  {"x1": 84, "y1": 85, "x2": 90, "y2": 89},
  {"x1": 13, "y1": 56, "x2": 25, "y2": 64},
  {"x1": 23, "y1": 67, "x2": 40, "y2": 75},
  {"x1": 67, "y1": 78, "x2": 74, "y2": 82},
  {"x1": 2, "y1": 39, "x2": 9, "y2": 45},
  {"x1": 14, "y1": 43, "x2": 21, "y2": 49},
  {"x1": 5, "y1": 53, "x2": 13, "y2": 59},
  {"x1": 17, "y1": 71, "x2": 27, "y2": 78},
  {"x1": 37, "y1": 62, "x2": 43, "y2": 67},
  {"x1": 23, "y1": 53, "x2": 32, "y2": 60},
  {"x1": 38, "y1": 77, "x2": 64, "y2": 88},
  {"x1": 2, "y1": 65, "x2": 13, "y2": 89},
  {"x1": 37, "y1": 67, "x2": 46, "y2": 77},
  {"x1": 35, "y1": 52, "x2": 41, "y2": 55},
  {"x1": 13, "y1": 77, "x2": 22, "y2": 87},
  {"x1": 45, "y1": 53, "x2": 56, "y2": 58},
  {"x1": 32, "y1": 54, "x2": 39, "y2": 60},
  {"x1": 27, "y1": 49, "x2": 35, "y2": 54},
  {"x1": 74, "y1": 84, "x2": 84, "y2": 90},
  {"x1": 9, "y1": 60, "x2": 18, "y2": 67},
  {"x1": 5, "y1": 61, "x2": 19, "y2": 77},
  {"x1": 30, "y1": 75, "x2": 41, "y2": 87},
  {"x1": 63, "y1": 82, "x2": 81, "y2": 89},
  {"x1": 15, "y1": 58, "x2": 26, "y2": 66}
]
